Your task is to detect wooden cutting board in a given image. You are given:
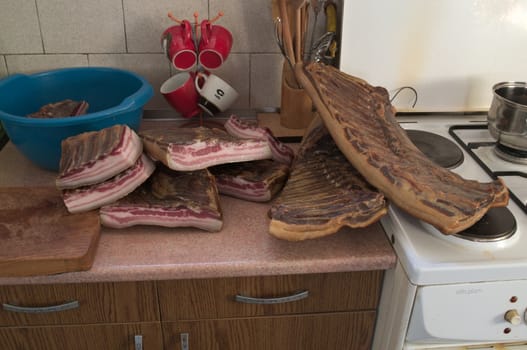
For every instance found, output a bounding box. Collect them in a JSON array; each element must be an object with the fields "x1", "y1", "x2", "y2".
[{"x1": 0, "y1": 187, "x2": 100, "y2": 277}]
